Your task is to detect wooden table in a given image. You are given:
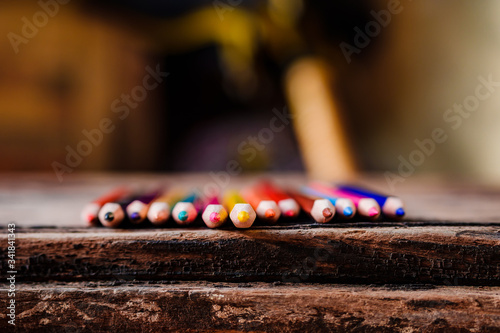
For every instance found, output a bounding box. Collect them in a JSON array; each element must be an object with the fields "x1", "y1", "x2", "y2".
[{"x1": 1, "y1": 173, "x2": 499, "y2": 332}]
